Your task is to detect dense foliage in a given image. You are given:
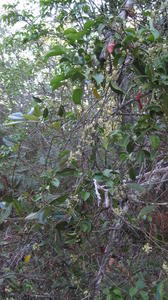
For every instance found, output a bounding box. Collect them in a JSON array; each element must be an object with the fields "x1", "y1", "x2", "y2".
[{"x1": 0, "y1": 0, "x2": 168, "y2": 299}]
